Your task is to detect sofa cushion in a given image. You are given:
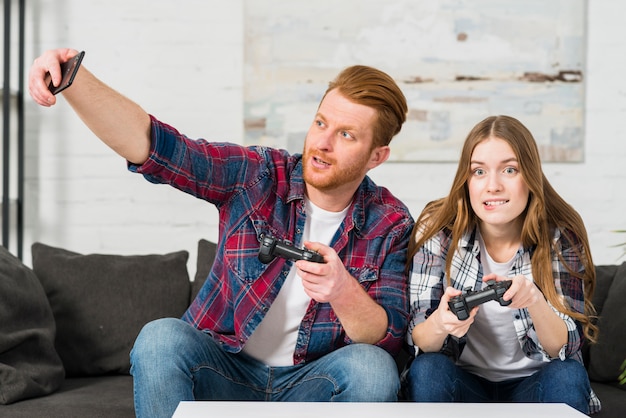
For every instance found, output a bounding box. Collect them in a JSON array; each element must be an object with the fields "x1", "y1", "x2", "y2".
[
  {"x1": 588, "y1": 261, "x2": 626, "y2": 387},
  {"x1": 31, "y1": 243, "x2": 190, "y2": 377},
  {"x1": 0, "y1": 375, "x2": 135, "y2": 418},
  {"x1": 191, "y1": 239, "x2": 217, "y2": 301},
  {"x1": 592, "y1": 264, "x2": 617, "y2": 315},
  {"x1": 0, "y1": 246, "x2": 64, "y2": 404}
]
